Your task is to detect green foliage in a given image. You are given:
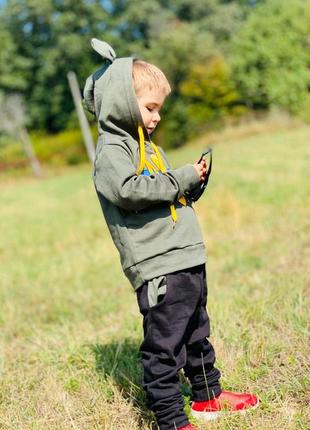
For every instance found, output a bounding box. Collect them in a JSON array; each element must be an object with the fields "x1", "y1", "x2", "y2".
[
  {"x1": 180, "y1": 56, "x2": 241, "y2": 137},
  {"x1": 170, "y1": 0, "x2": 244, "y2": 49},
  {"x1": 0, "y1": 24, "x2": 31, "y2": 91},
  {"x1": 0, "y1": 136, "x2": 26, "y2": 169},
  {"x1": 0, "y1": 128, "x2": 89, "y2": 168},
  {"x1": 145, "y1": 21, "x2": 218, "y2": 147},
  {"x1": 230, "y1": 0, "x2": 310, "y2": 113},
  {"x1": 146, "y1": 21, "x2": 216, "y2": 88},
  {"x1": 33, "y1": 129, "x2": 89, "y2": 165},
  {"x1": 1, "y1": 0, "x2": 108, "y2": 131},
  {"x1": 138, "y1": 1, "x2": 256, "y2": 147},
  {"x1": 0, "y1": 0, "x2": 308, "y2": 155},
  {"x1": 155, "y1": 99, "x2": 190, "y2": 149},
  {"x1": 0, "y1": 0, "x2": 250, "y2": 141},
  {"x1": 154, "y1": 53, "x2": 243, "y2": 147}
]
